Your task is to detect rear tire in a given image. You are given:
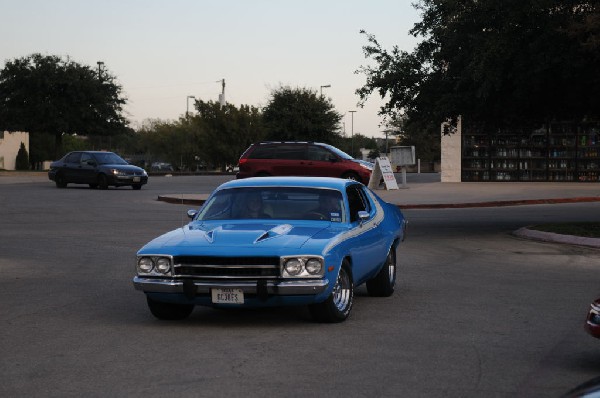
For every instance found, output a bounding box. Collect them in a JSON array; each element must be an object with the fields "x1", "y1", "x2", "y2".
[
  {"x1": 146, "y1": 296, "x2": 194, "y2": 320},
  {"x1": 366, "y1": 248, "x2": 396, "y2": 297},
  {"x1": 255, "y1": 172, "x2": 271, "y2": 177},
  {"x1": 309, "y1": 260, "x2": 353, "y2": 323}
]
